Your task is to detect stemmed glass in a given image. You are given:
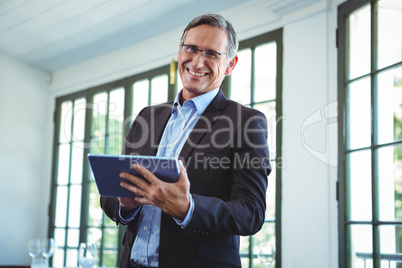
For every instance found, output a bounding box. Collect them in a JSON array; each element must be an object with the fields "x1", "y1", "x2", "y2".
[
  {"x1": 78, "y1": 242, "x2": 97, "y2": 268},
  {"x1": 258, "y1": 244, "x2": 275, "y2": 268},
  {"x1": 28, "y1": 239, "x2": 42, "y2": 267},
  {"x1": 41, "y1": 238, "x2": 56, "y2": 267}
]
